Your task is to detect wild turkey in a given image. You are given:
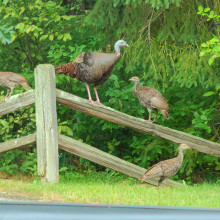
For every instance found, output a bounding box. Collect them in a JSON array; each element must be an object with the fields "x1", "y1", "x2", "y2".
[
  {"x1": 139, "y1": 143, "x2": 190, "y2": 188},
  {"x1": 0, "y1": 72, "x2": 31, "y2": 101},
  {"x1": 55, "y1": 40, "x2": 129, "y2": 106},
  {"x1": 129, "y1": 76, "x2": 169, "y2": 122}
]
